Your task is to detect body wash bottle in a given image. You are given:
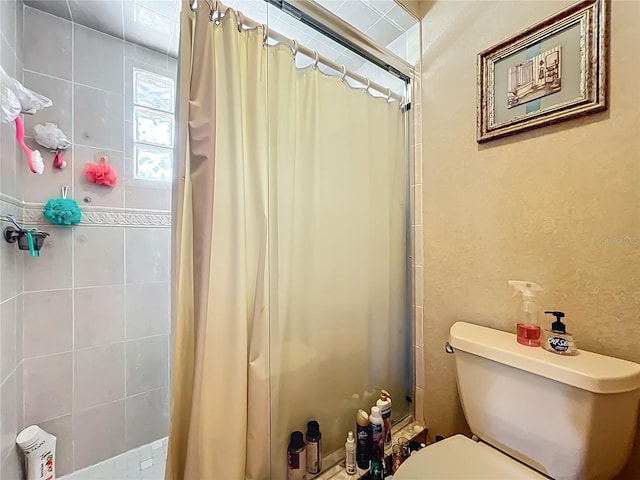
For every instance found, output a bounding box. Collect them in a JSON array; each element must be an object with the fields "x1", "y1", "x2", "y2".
[
  {"x1": 543, "y1": 311, "x2": 578, "y2": 355},
  {"x1": 376, "y1": 390, "x2": 392, "y2": 447}
]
